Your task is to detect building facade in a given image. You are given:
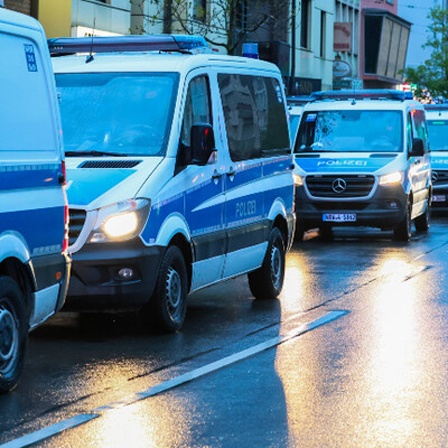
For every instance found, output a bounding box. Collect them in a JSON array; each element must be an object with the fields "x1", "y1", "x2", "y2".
[{"x1": 2, "y1": 0, "x2": 412, "y2": 93}]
